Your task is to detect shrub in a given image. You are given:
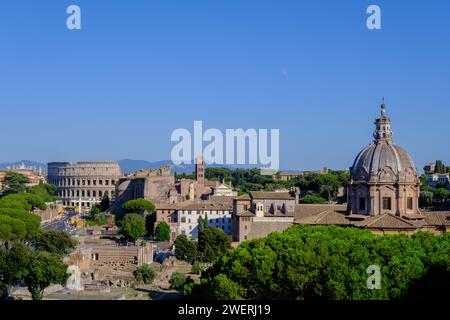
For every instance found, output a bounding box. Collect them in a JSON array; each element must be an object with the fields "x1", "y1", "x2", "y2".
[
  {"x1": 133, "y1": 264, "x2": 156, "y2": 284},
  {"x1": 170, "y1": 272, "x2": 187, "y2": 289}
]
